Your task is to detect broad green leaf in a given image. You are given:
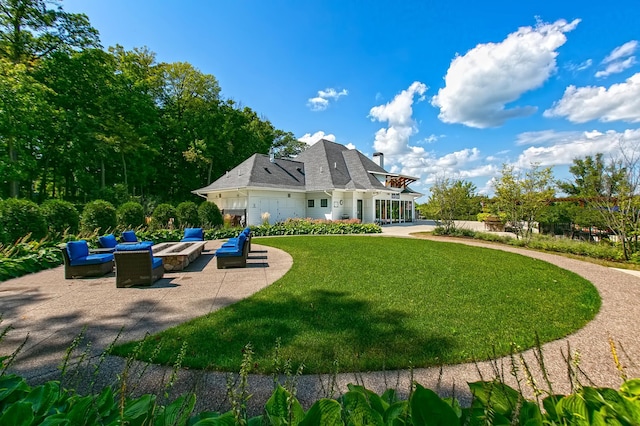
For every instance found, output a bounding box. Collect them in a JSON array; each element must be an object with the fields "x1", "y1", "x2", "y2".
[
  {"x1": 23, "y1": 381, "x2": 62, "y2": 417},
  {"x1": 156, "y1": 393, "x2": 196, "y2": 426},
  {"x1": 542, "y1": 394, "x2": 564, "y2": 421},
  {"x1": 190, "y1": 411, "x2": 235, "y2": 425},
  {"x1": 340, "y1": 390, "x2": 384, "y2": 426},
  {"x1": 346, "y1": 384, "x2": 390, "y2": 416},
  {"x1": 383, "y1": 401, "x2": 409, "y2": 425},
  {"x1": 410, "y1": 384, "x2": 459, "y2": 425},
  {"x1": 556, "y1": 394, "x2": 589, "y2": 425},
  {"x1": 621, "y1": 379, "x2": 640, "y2": 399},
  {"x1": 0, "y1": 374, "x2": 30, "y2": 404},
  {"x1": 187, "y1": 410, "x2": 222, "y2": 426},
  {"x1": 264, "y1": 384, "x2": 305, "y2": 425},
  {"x1": 381, "y1": 389, "x2": 399, "y2": 405},
  {"x1": 519, "y1": 401, "x2": 543, "y2": 426},
  {"x1": 468, "y1": 380, "x2": 520, "y2": 418},
  {"x1": 123, "y1": 393, "x2": 156, "y2": 421},
  {"x1": 0, "y1": 401, "x2": 35, "y2": 426},
  {"x1": 299, "y1": 398, "x2": 343, "y2": 426}
]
